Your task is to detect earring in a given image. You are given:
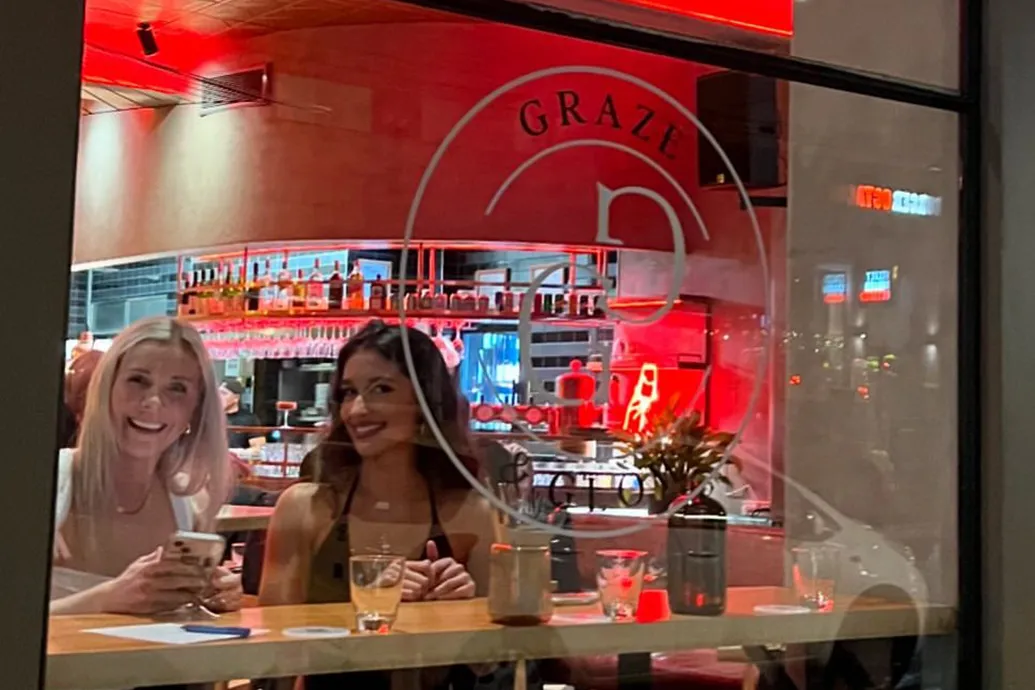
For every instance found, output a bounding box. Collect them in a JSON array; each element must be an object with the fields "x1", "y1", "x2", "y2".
[{"x1": 184, "y1": 424, "x2": 192, "y2": 437}]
